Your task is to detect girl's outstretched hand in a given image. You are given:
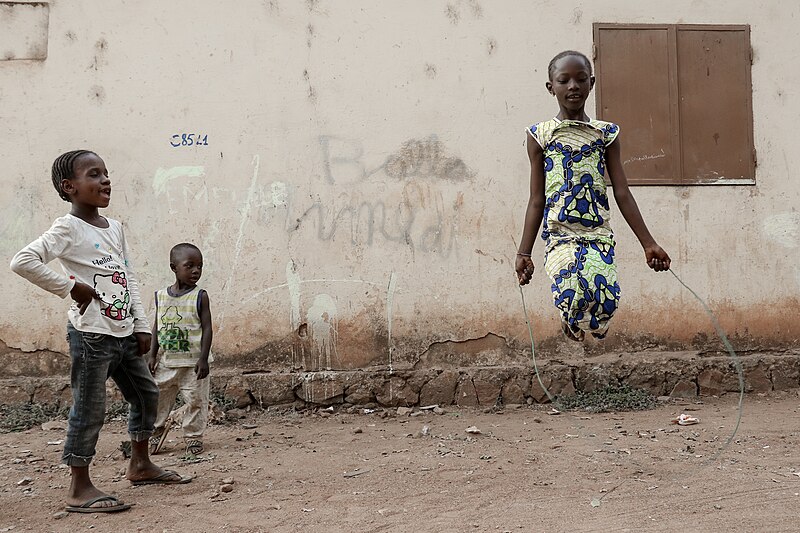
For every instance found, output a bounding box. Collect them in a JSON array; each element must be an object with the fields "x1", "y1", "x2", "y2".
[
  {"x1": 645, "y1": 244, "x2": 671, "y2": 272},
  {"x1": 515, "y1": 255, "x2": 535, "y2": 285}
]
